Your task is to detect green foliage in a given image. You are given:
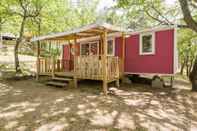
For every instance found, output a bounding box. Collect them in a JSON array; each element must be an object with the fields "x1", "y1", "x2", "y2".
[
  {"x1": 116, "y1": 0, "x2": 180, "y2": 29},
  {"x1": 1, "y1": 0, "x2": 100, "y2": 58},
  {"x1": 178, "y1": 28, "x2": 197, "y2": 75},
  {"x1": 2, "y1": 0, "x2": 99, "y2": 36}
]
